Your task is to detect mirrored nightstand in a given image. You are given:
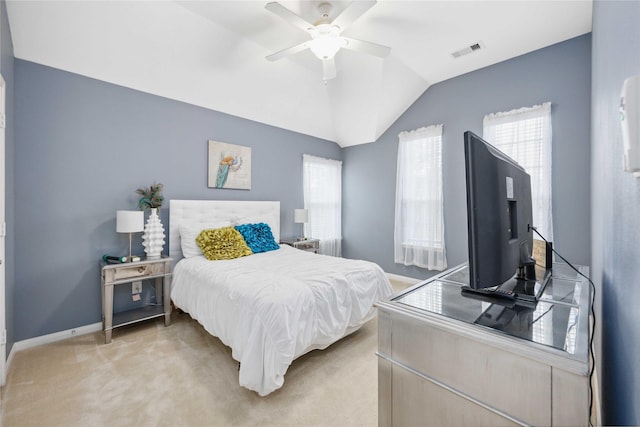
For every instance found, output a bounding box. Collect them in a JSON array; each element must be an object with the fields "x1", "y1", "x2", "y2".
[{"x1": 100, "y1": 256, "x2": 172, "y2": 343}]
